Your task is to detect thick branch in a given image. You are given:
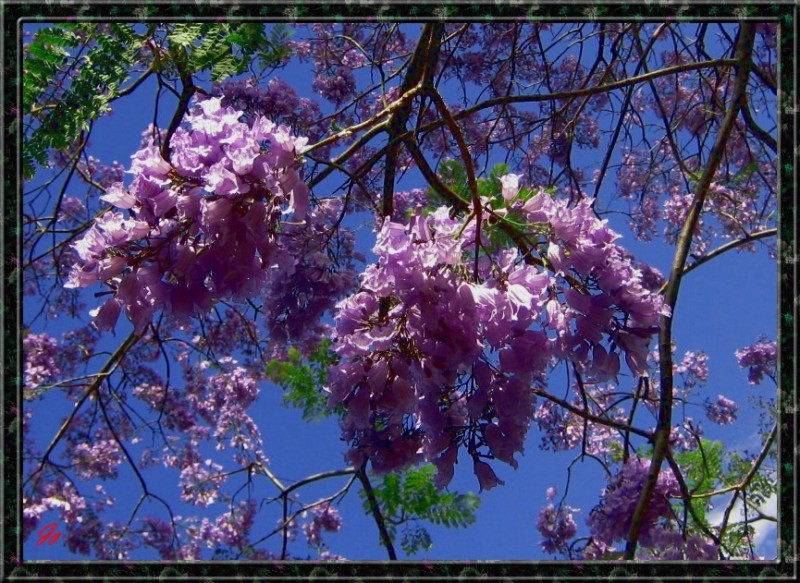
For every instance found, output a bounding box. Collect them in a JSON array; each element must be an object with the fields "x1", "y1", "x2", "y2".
[
  {"x1": 358, "y1": 468, "x2": 397, "y2": 560},
  {"x1": 381, "y1": 22, "x2": 443, "y2": 219},
  {"x1": 160, "y1": 52, "x2": 196, "y2": 163},
  {"x1": 624, "y1": 23, "x2": 755, "y2": 560}
]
